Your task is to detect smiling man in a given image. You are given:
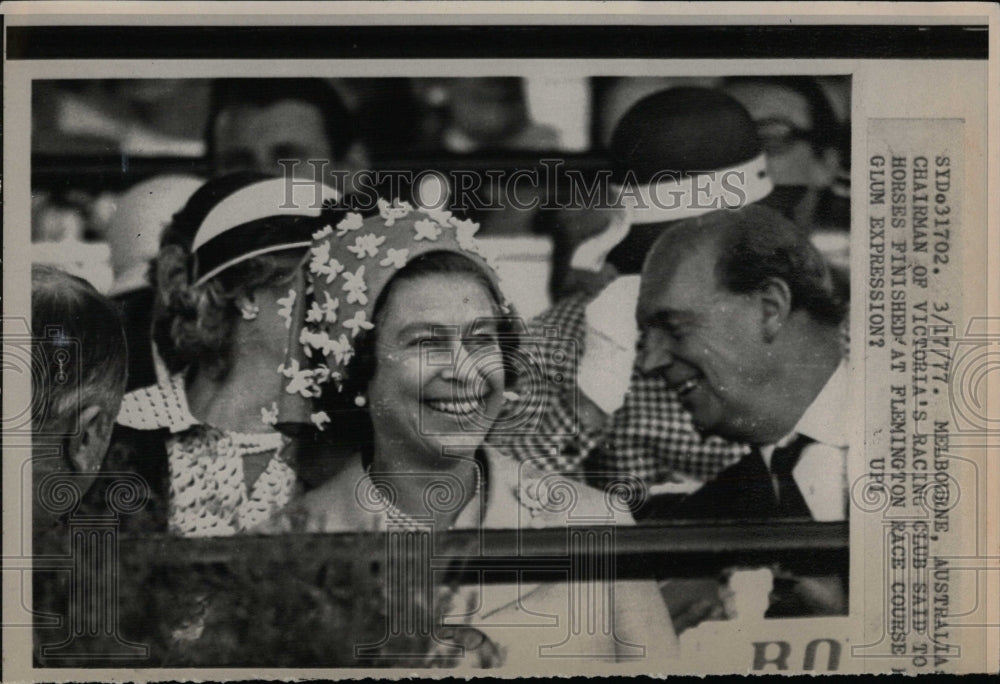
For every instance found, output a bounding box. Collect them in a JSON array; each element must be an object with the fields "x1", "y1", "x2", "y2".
[{"x1": 637, "y1": 203, "x2": 848, "y2": 522}]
